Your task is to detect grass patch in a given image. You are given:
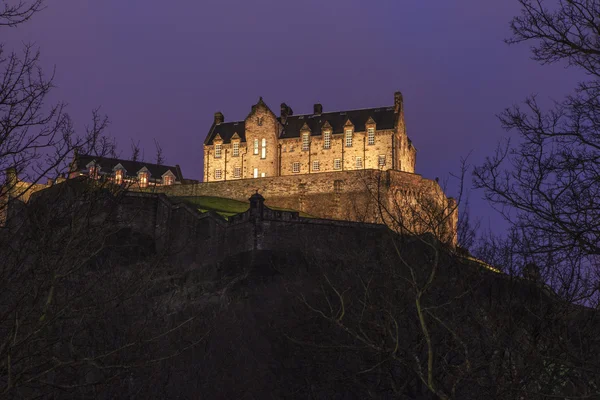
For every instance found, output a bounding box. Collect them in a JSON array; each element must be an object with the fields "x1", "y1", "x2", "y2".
[{"x1": 173, "y1": 196, "x2": 313, "y2": 219}]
